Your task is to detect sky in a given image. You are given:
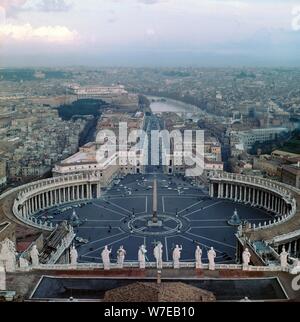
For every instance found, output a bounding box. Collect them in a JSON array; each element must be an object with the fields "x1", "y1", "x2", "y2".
[{"x1": 1, "y1": 0, "x2": 300, "y2": 67}]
